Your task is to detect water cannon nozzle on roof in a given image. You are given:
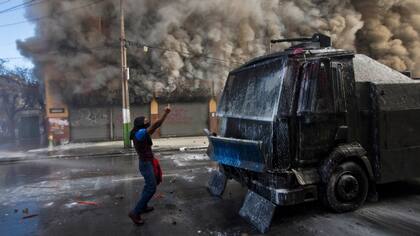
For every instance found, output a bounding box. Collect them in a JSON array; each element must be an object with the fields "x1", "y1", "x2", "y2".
[{"x1": 270, "y1": 33, "x2": 332, "y2": 49}]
